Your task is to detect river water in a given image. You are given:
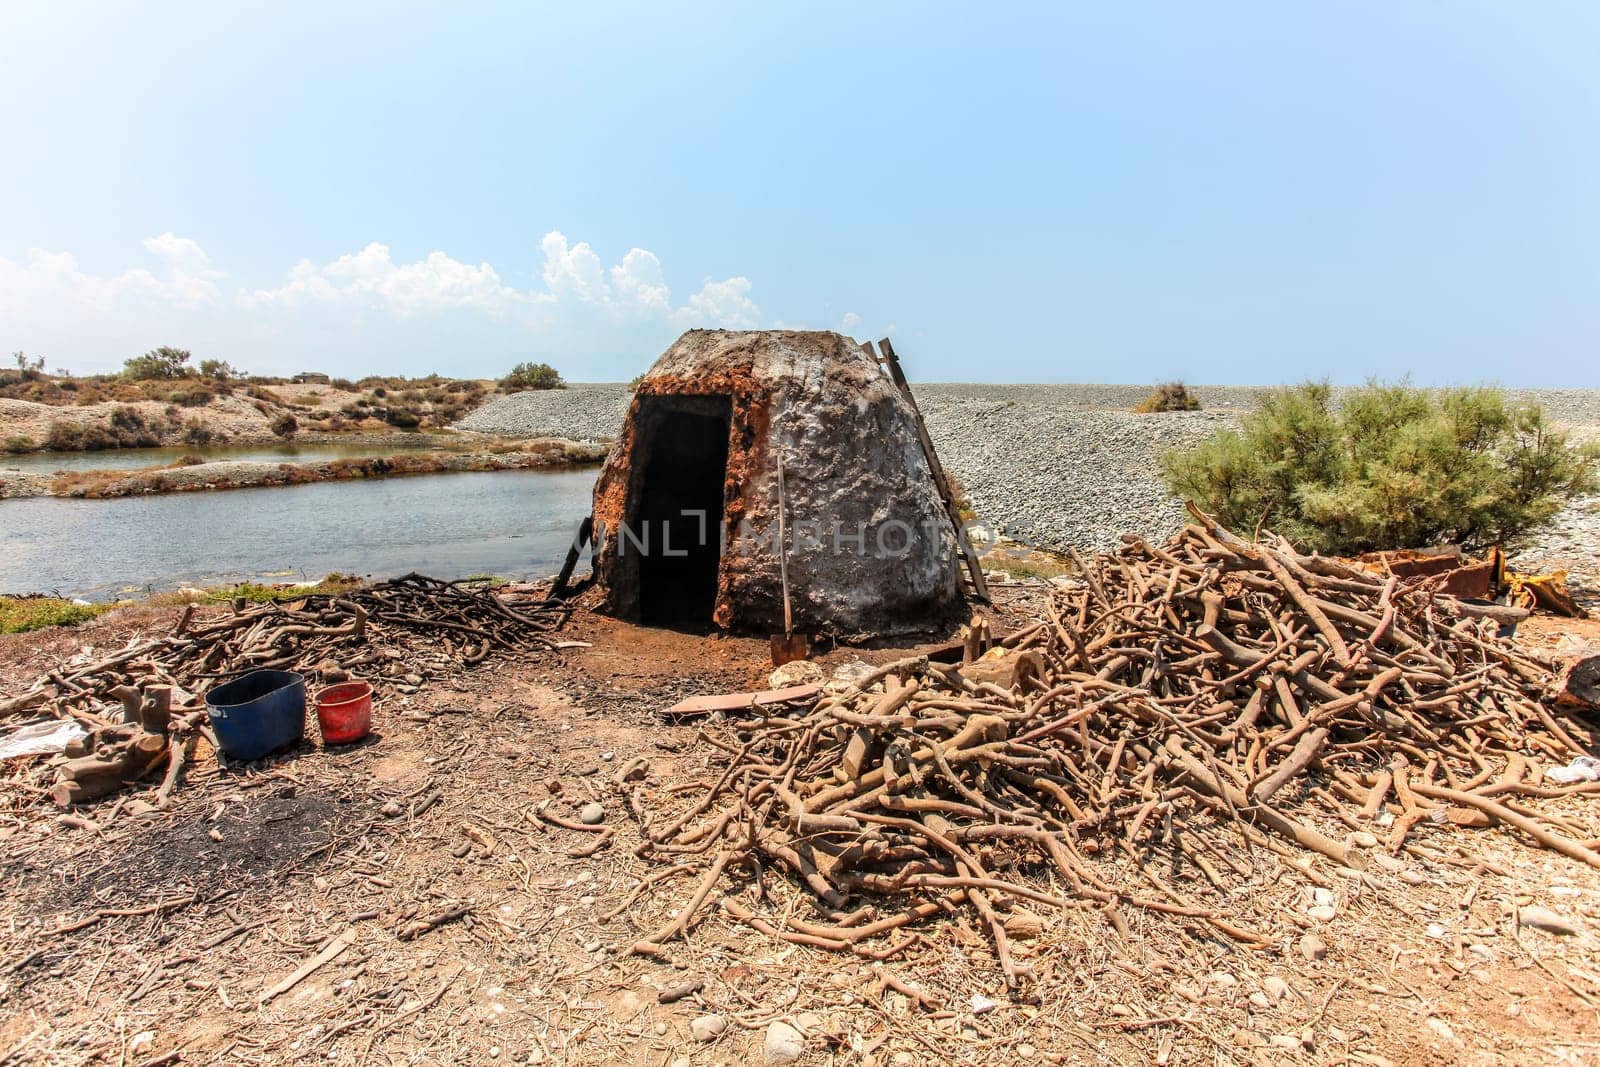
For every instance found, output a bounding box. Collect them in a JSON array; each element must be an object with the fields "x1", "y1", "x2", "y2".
[
  {"x1": 0, "y1": 468, "x2": 599, "y2": 599},
  {"x1": 1, "y1": 439, "x2": 444, "y2": 475}
]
